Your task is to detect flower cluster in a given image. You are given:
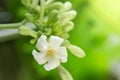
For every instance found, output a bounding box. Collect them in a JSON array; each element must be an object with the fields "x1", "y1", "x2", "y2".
[
  {"x1": 20, "y1": 0, "x2": 77, "y2": 39},
  {"x1": 19, "y1": 0, "x2": 85, "y2": 71},
  {"x1": 19, "y1": 0, "x2": 85, "y2": 79}
]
